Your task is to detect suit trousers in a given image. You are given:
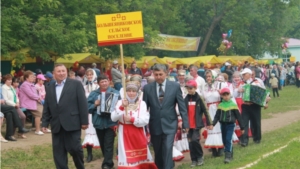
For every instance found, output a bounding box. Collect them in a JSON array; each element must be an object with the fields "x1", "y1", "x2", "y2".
[
  {"x1": 96, "y1": 128, "x2": 115, "y2": 169},
  {"x1": 240, "y1": 104, "x2": 262, "y2": 144},
  {"x1": 151, "y1": 133, "x2": 175, "y2": 169},
  {"x1": 52, "y1": 127, "x2": 84, "y2": 169},
  {"x1": 187, "y1": 129, "x2": 203, "y2": 161},
  {"x1": 0, "y1": 104, "x2": 22, "y2": 137}
]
